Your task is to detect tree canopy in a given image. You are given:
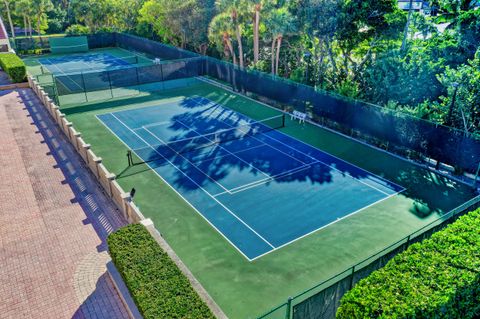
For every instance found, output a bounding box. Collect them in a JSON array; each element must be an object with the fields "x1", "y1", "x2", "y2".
[{"x1": 2, "y1": 0, "x2": 479, "y2": 134}]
